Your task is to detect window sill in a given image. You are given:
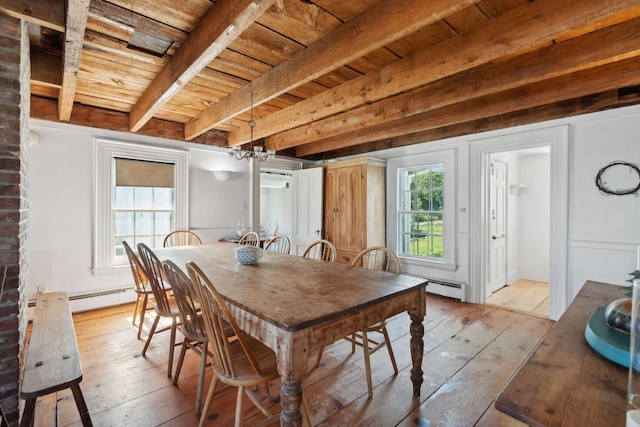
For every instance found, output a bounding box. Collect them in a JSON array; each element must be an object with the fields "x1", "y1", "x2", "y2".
[{"x1": 399, "y1": 256, "x2": 458, "y2": 272}]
